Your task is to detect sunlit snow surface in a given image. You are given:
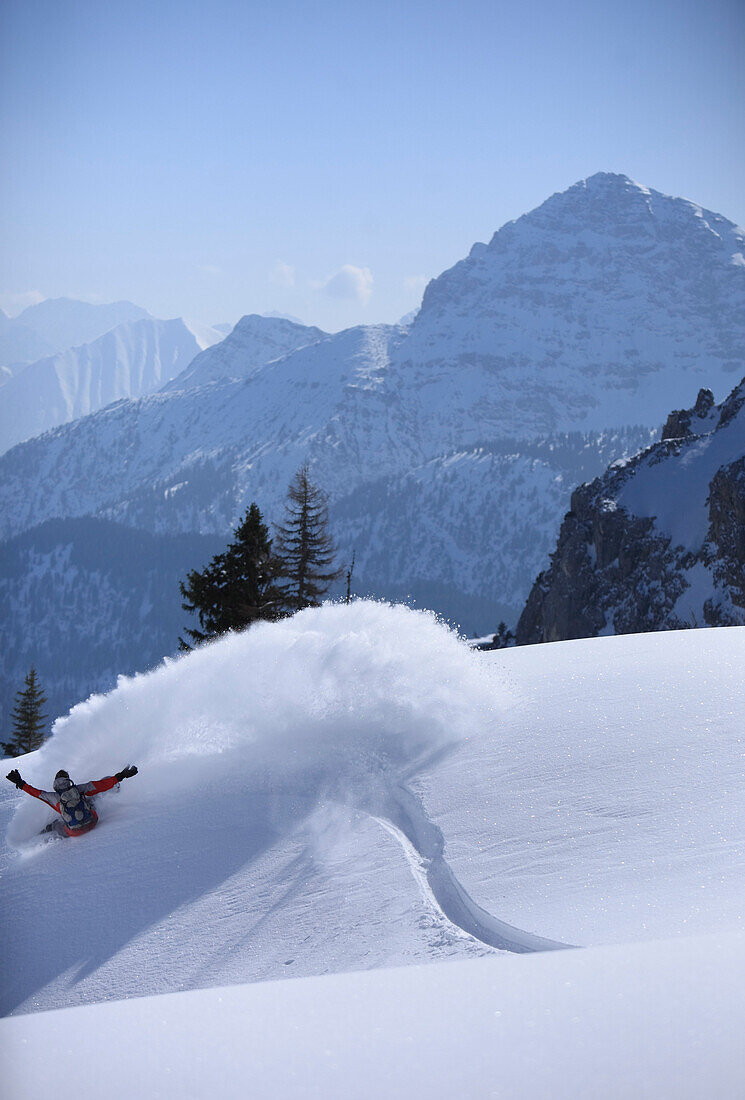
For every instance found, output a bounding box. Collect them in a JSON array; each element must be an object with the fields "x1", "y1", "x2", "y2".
[
  {"x1": 5, "y1": 934, "x2": 745, "y2": 1100},
  {"x1": 1, "y1": 603, "x2": 501, "y2": 1015},
  {"x1": 1, "y1": 605, "x2": 744, "y2": 1094}
]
